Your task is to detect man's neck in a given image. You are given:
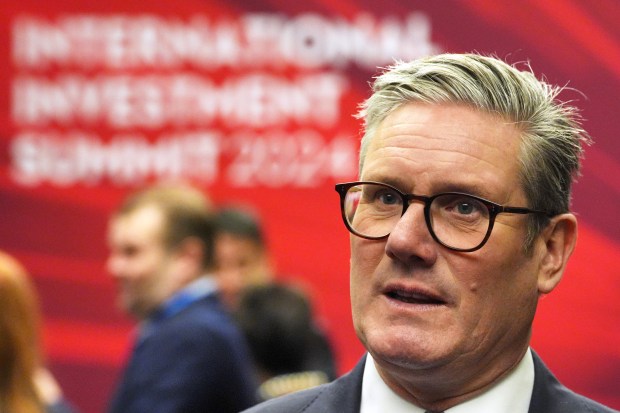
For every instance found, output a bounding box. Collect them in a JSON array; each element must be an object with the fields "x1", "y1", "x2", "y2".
[
  {"x1": 372, "y1": 345, "x2": 530, "y2": 412},
  {"x1": 148, "y1": 275, "x2": 217, "y2": 322},
  {"x1": 362, "y1": 348, "x2": 534, "y2": 413}
]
